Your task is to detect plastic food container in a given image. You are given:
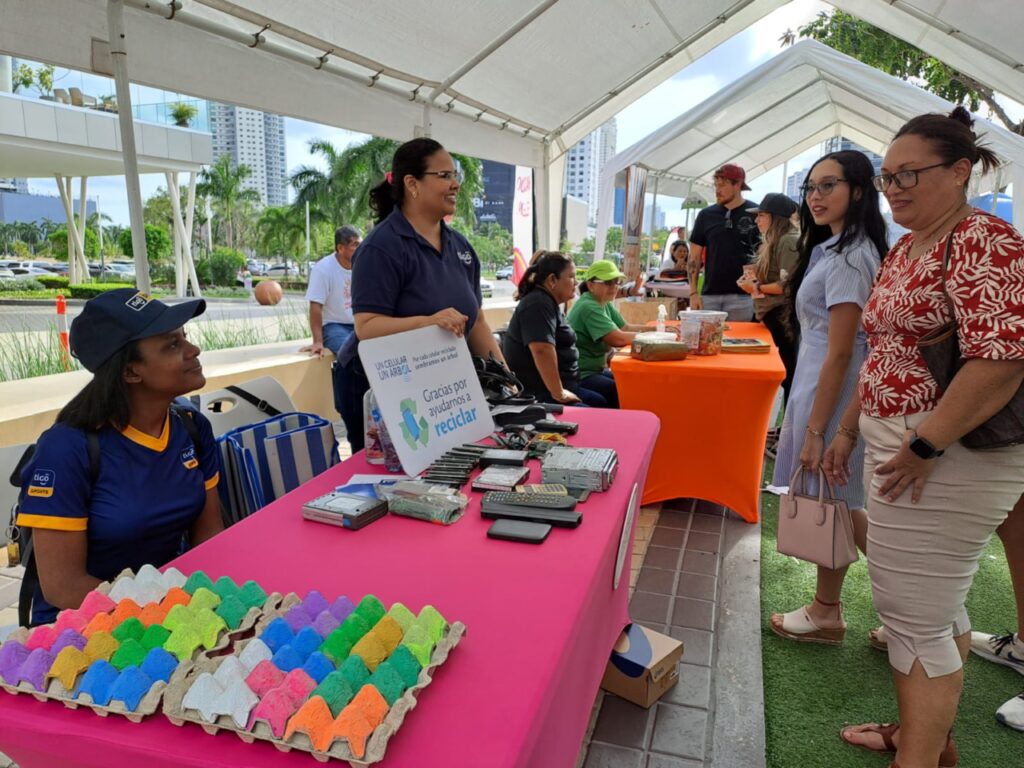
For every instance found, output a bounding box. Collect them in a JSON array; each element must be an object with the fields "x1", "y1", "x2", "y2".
[{"x1": 677, "y1": 310, "x2": 727, "y2": 355}]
